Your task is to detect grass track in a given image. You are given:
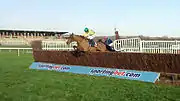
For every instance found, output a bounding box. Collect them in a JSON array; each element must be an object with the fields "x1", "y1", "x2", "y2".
[{"x1": 0, "y1": 52, "x2": 180, "y2": 101}]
